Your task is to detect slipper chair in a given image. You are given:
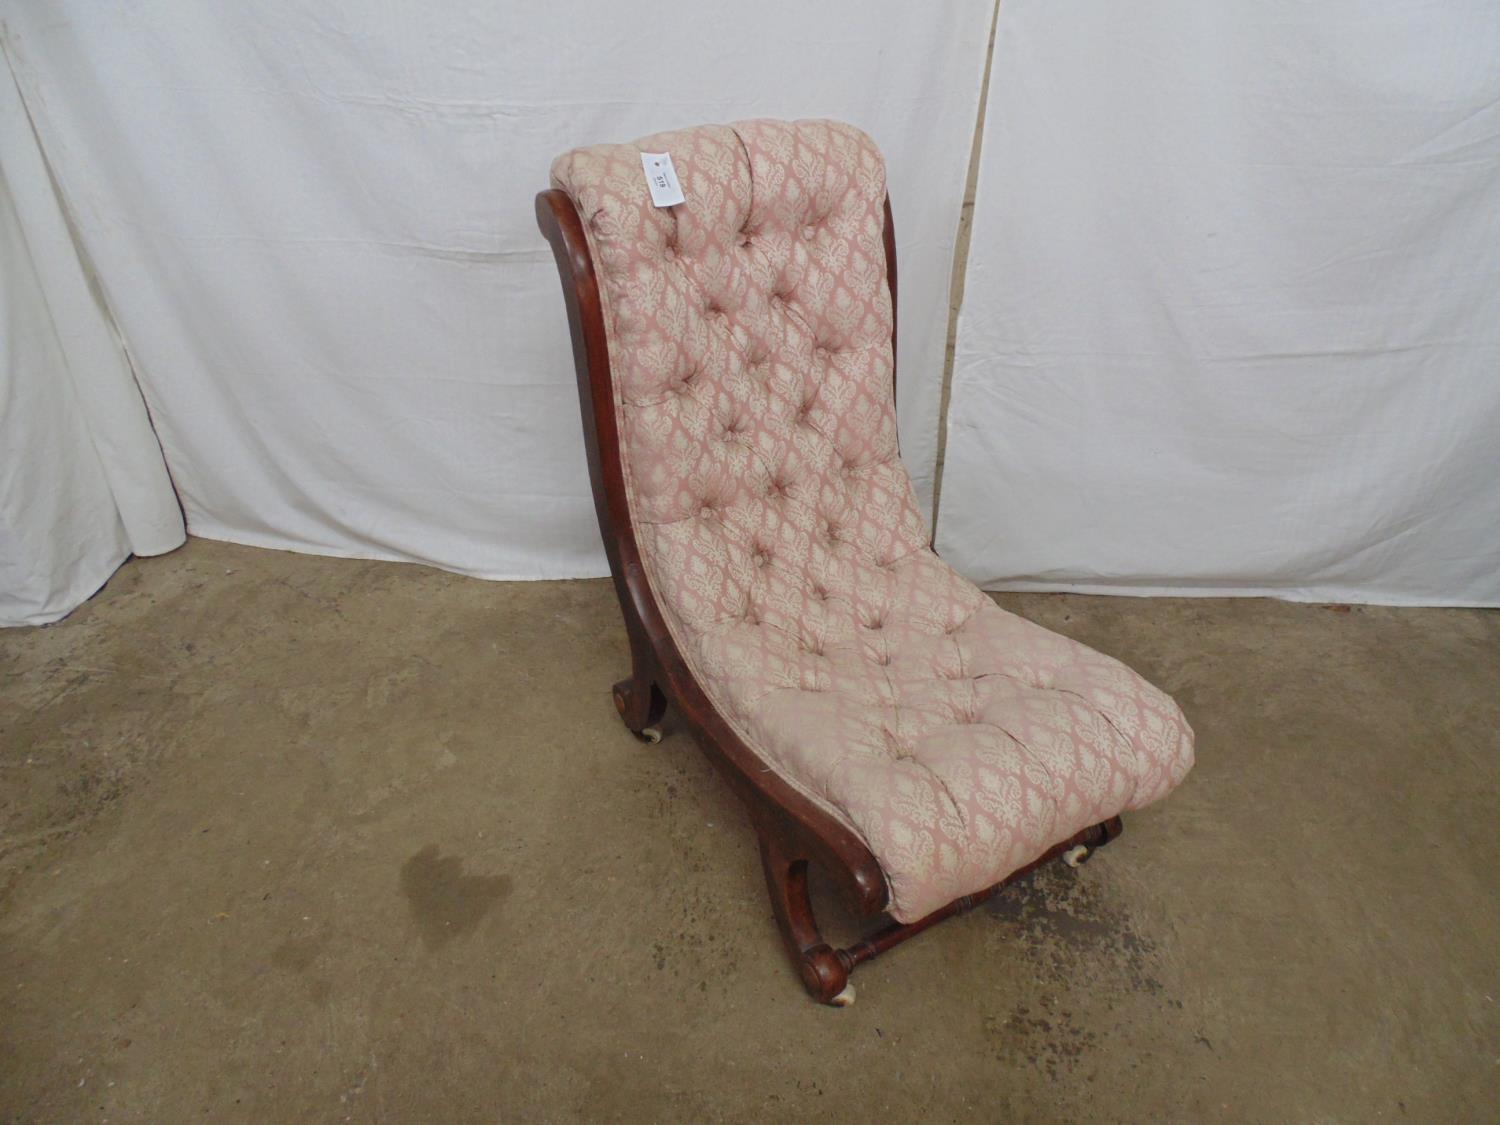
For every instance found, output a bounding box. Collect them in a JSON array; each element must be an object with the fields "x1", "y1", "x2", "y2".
[{"x1": 536, "y1": 119, "x2": 1193, "y2": 1005}]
